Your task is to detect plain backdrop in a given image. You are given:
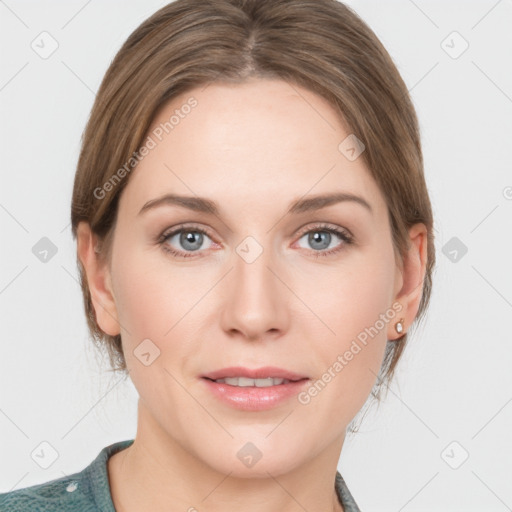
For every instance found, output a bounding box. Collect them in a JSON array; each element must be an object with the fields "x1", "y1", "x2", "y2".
[{"x1": 0, "y1": 1, "x2": 511, "y2": 511}]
